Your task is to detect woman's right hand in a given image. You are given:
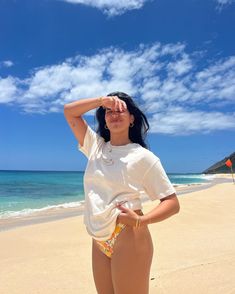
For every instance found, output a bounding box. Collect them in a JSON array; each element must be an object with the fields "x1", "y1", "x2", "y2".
[{"x1": 102, "y1": 96, "x2": 127, "y2": 112}]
